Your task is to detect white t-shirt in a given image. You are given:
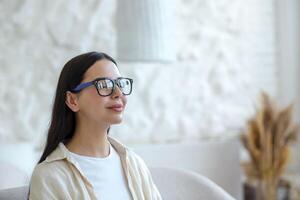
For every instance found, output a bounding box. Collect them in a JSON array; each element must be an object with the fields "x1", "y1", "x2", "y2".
[{"x1": 69, "y1": 143, "x2": 133, "y2": 200}]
